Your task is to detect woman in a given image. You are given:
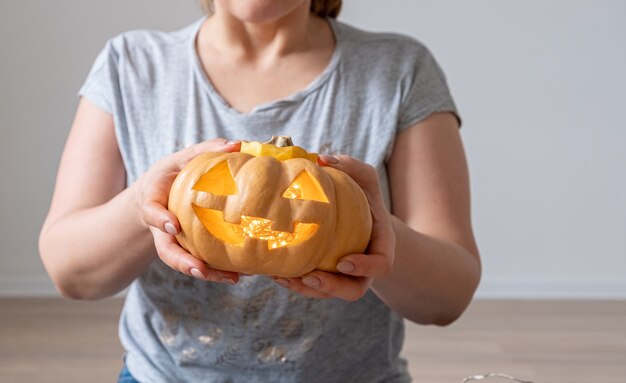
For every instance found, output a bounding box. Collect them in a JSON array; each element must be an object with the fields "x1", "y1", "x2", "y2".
[{"x1": 39, "y1": 0, "x2": 481, "y2": 381}]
